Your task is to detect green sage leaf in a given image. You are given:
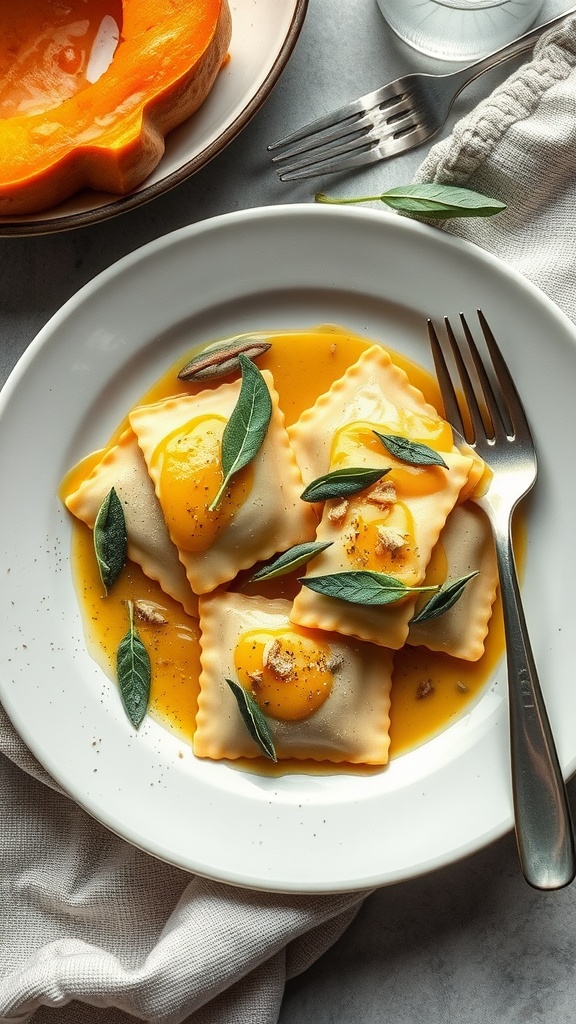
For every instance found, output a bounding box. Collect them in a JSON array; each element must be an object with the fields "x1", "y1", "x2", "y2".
[
  {"x1": 301, "y1": 466, "x2": 390, "y2": 502},
  {"x1": 209, "y1": 355, "x2": 272, "y2": 510},
  {"x1": 379, "y1": 184, "x2": 506, "y2": 219},
  {"x1": 373, "y1": 431, "x2": 448, "y2": 469},
  {"x1": 177, "y1": 336, "x2": 272, "y2": 382},
  {"x1": 299, "y1": 570, "x2": 438, "y2": 606},
  {"x1": 410, "y1": 571, "x2": 479, "y2": 624},
  {"x1": 248, "y1": 541, "x2": 333, "y2": 583},
  {"x1": 226, "y1": 678, "x2": 277, "y2": 761},
  {"x1": 116, "y1": 600, "x2": 151, "y2": 729},
  {"x1": 93, "y1": 486, "x2": 127, "y2": 592},
  {"x1": 315, "y1": 184, "x2": 506, "y2": 220}
]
